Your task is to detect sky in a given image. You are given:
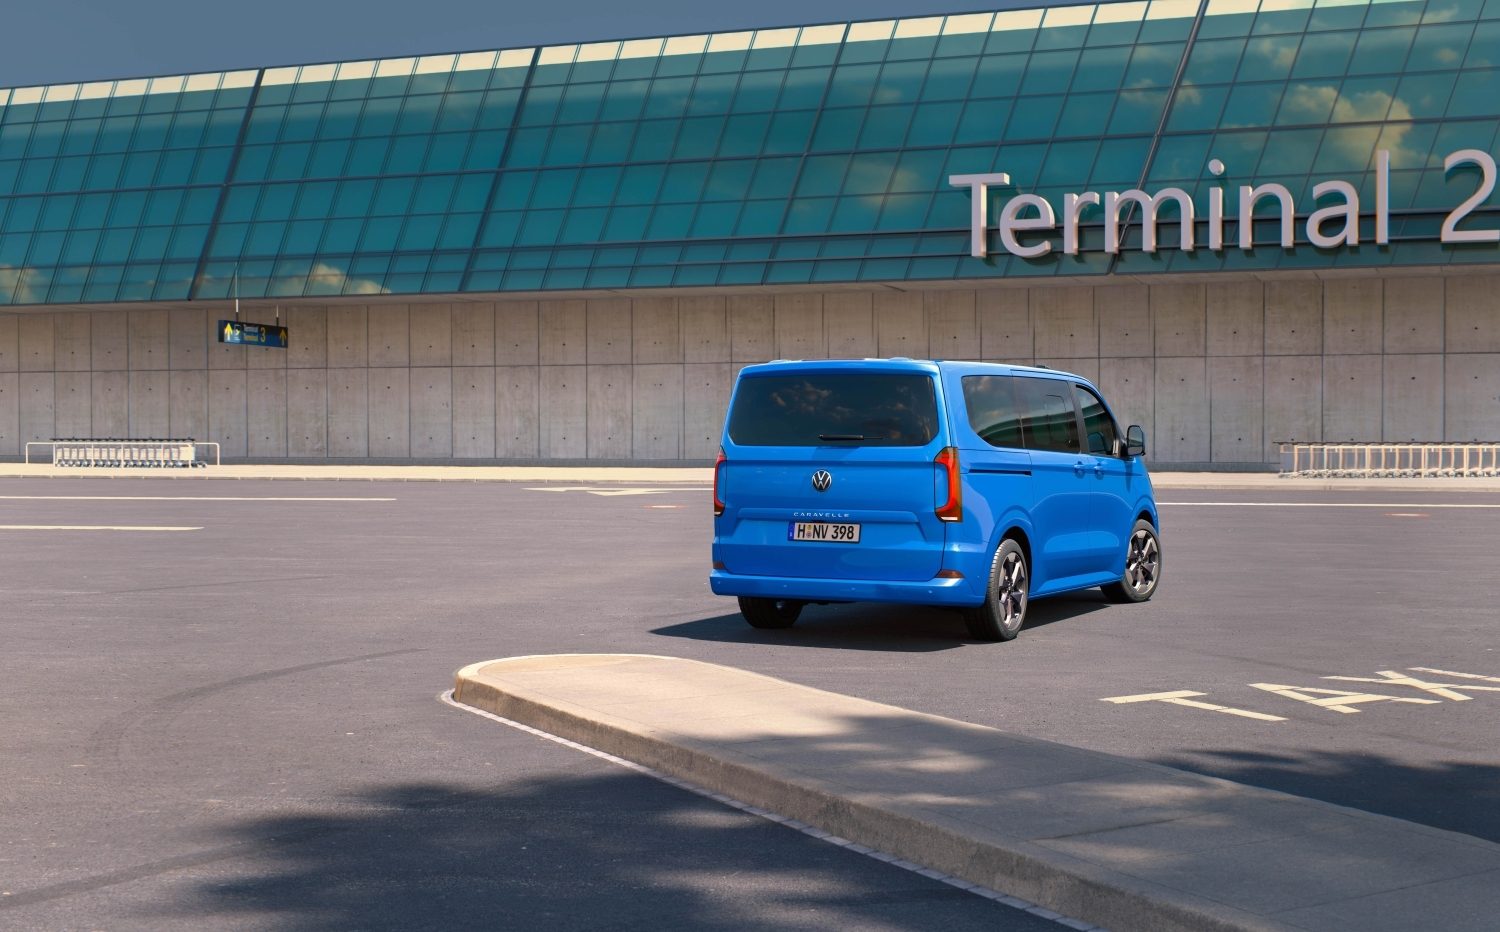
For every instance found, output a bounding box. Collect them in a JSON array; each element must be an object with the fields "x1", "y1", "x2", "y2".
[{"x1": 0, "y1": 0, "x2": 1027, "y2": 88}]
